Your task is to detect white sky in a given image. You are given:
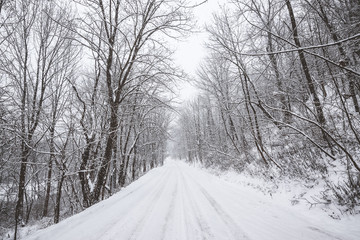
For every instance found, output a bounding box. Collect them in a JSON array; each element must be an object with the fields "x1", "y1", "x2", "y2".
[{"x1": 173, "y1": 0, "x2": 221, "y2": 101}]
